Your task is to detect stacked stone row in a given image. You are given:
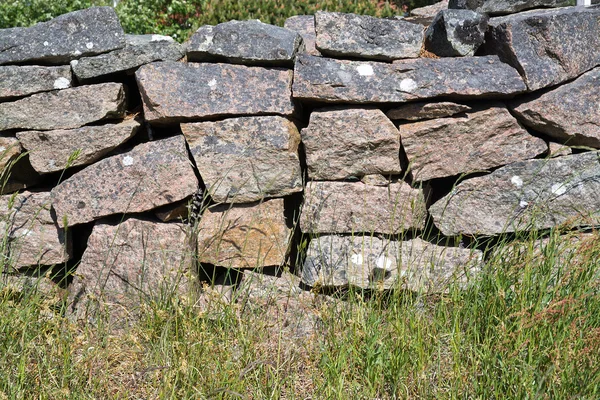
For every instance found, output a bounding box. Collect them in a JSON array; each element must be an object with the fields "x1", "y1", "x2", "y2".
[{"x1": 1, "y1": 2, "x2": 599, "y2": 324}]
